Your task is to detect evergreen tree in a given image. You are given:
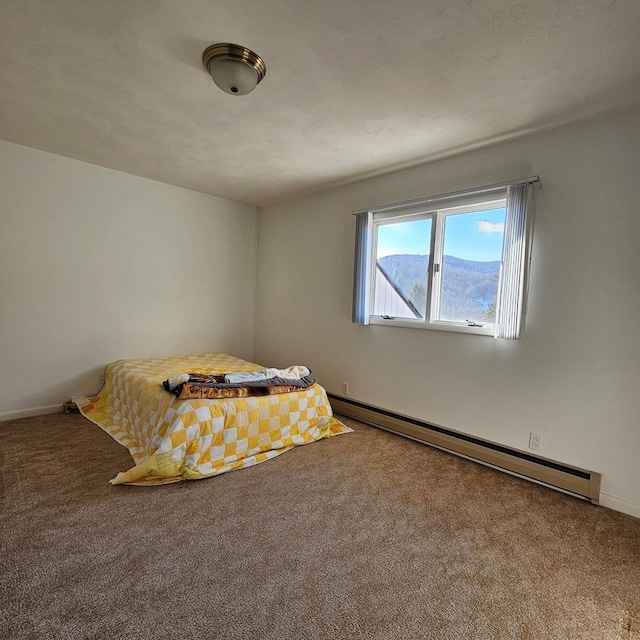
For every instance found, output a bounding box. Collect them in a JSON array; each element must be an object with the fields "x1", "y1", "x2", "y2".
[
  {"x1": 483, "y1": 300, "x2": 496, "y2": 322},
  {"x1": 408, "y1": 282, "x2": 426, "y2": 314}
]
